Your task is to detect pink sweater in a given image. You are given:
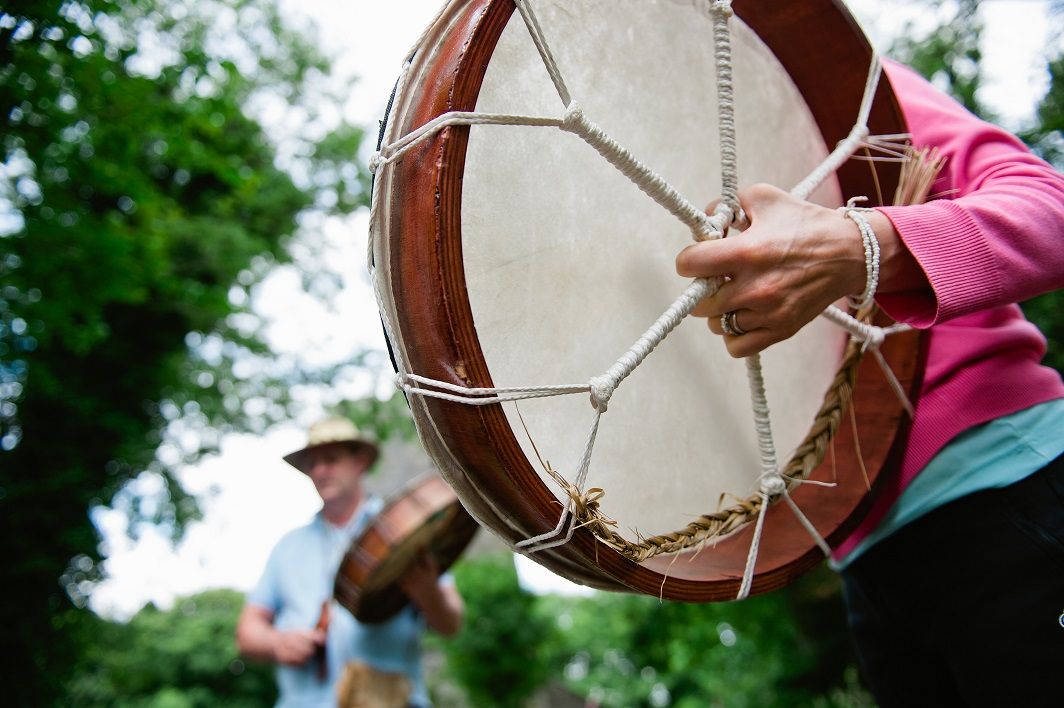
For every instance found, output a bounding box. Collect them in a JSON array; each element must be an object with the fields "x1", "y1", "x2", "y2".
[{"x1": 835, "y1": 61, "x2": 1064, "y2": 557}]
